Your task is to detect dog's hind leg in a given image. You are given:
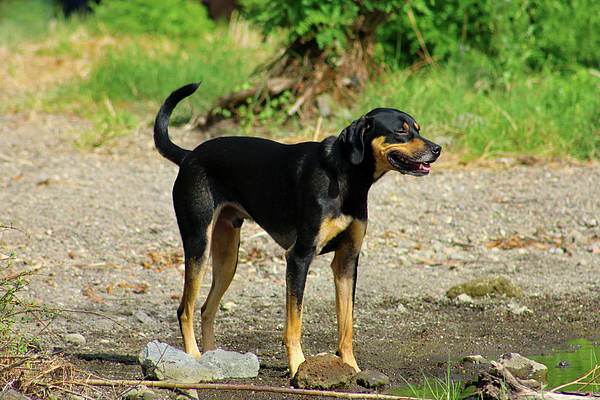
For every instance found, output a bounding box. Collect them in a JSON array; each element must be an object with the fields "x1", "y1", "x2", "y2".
[
  {"x1": 200, "y1": 216, "x2": 241, "y2": 352},
  {"x1": 330, "y1": 220, "x2": 366, "y2": 372},
  {"x1": 178, "y1": 230, "x2": 212, "y2": 359}
]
